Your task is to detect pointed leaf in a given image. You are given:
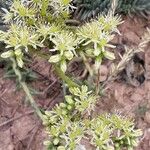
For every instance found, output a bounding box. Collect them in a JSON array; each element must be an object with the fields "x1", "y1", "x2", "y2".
[
  {"x1": 104, "y1": 51, "x2": 115, "y2": 60},
  {"x1": 1, "y1": 50, "x2": 14, "y2": 58},
  {"x1": 16, "y1": 56, "x2": 24, "y2": 68},
  {"x1": 60, "y1": 60, "x2": 67, "y2": 72},
  {"x1": 49, "y1": 54, "x2": 60, "y2": 63}
]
